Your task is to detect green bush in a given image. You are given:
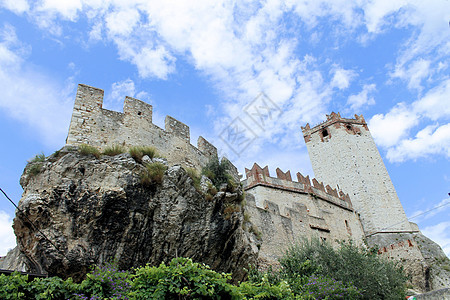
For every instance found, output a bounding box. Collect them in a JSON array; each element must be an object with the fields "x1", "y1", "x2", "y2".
[
  {"x1": 279, "y1": 239, "x2": 407, "y2": 299},
  {"x1": 78, "y1": 144, "x2": 101, "y2": 159},
  {"x1": 29, "y1": 153, "x2": 46, "y2": 163},
  {"x1": 0, "y1": 273, "x2": 31, "y2": 299},
  {"x1": 130, "y1": 257, "x2": 236, "y2": 299},
  {"x1": 27, "y1": 163, "x2": 43, "y2": 176},
  {"x1": 102, "y1": 145, "x2": 125, "y2": 156},
  {"x1": 202, "y1": 159, "x2": 236, "y2": 190},
  {"x1": 129, "y1": 146, "x2": 158, "y2": 163}
]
